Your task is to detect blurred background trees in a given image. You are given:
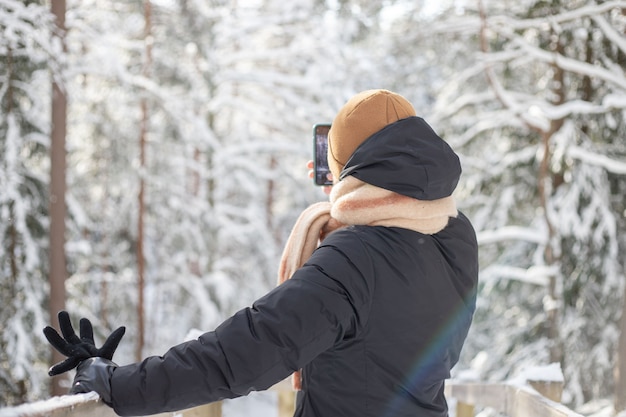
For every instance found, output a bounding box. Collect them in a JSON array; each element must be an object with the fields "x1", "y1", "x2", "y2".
[
  {"x1": 1, "y1": 0, "x2": 625, "y2": 414},
  {"x1": 1, "y1": 0, "x2": 57, "y2": 402}
]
